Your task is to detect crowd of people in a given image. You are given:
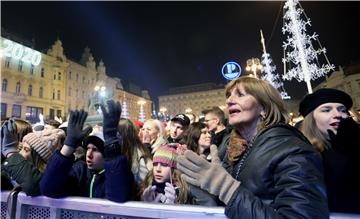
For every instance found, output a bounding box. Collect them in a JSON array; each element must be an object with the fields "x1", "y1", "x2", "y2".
[{"x1": 1, "y1": 76, "x2": 359, "y2": 218}]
